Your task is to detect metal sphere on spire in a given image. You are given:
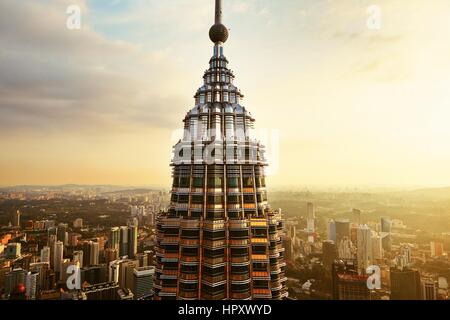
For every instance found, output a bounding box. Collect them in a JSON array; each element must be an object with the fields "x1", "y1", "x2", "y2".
[{"x1": 209, "y1": 0, "x2": 229, "y2": 44}]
